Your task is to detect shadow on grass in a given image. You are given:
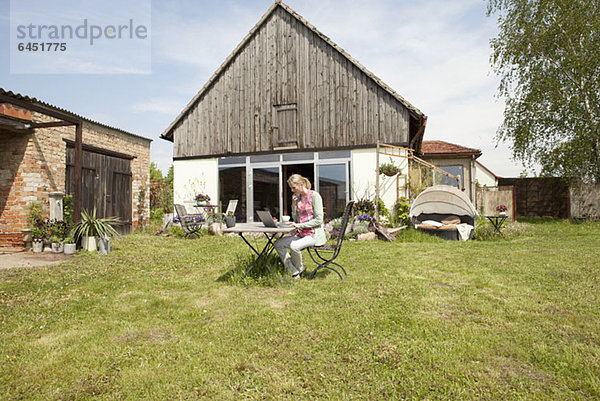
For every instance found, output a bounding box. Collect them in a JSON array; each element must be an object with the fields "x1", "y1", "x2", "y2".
[
  {"x1": 216, "y1": 250, "x2": 336, "y2": 286},
  {"x1": 216, "y1": 252, "x2": 289, "y2": 287}
]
